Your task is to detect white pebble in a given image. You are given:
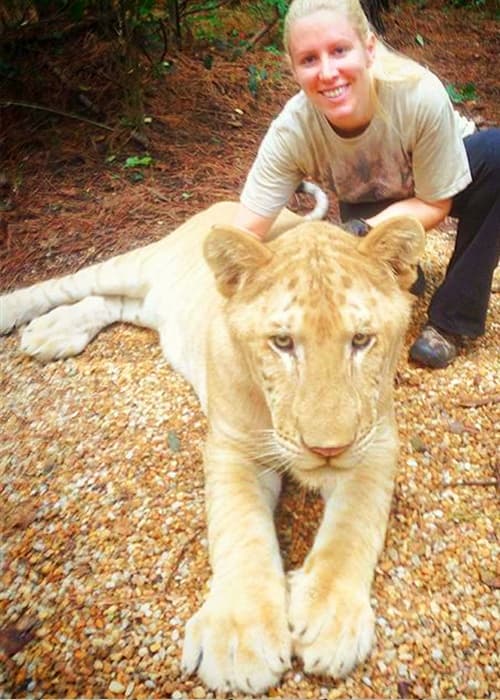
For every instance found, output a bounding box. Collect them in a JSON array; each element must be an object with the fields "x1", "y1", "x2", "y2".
[{"x1": 109, "y1": 680, "x2": 125, "y2": 694}]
